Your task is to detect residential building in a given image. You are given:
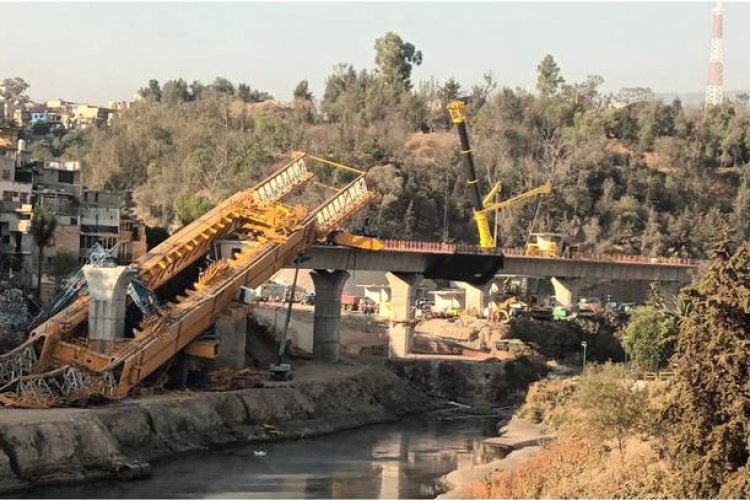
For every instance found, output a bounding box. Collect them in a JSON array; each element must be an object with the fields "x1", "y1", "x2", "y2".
[
  {"x1": 71, "y1": 104, "x2": 111, "y2": 129},
  {"x1": 45, "y1": 99, "x2": 76, "y2": 113},
  {"x1": 29, "y1": 111, "x2": 63, "y2": 127},
  {"x1": 0, "y1": 128, "x2": 146, "y2": 301},
  {"x1": 107, "y1": 101, "x2": 131, "y2": 111}
]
